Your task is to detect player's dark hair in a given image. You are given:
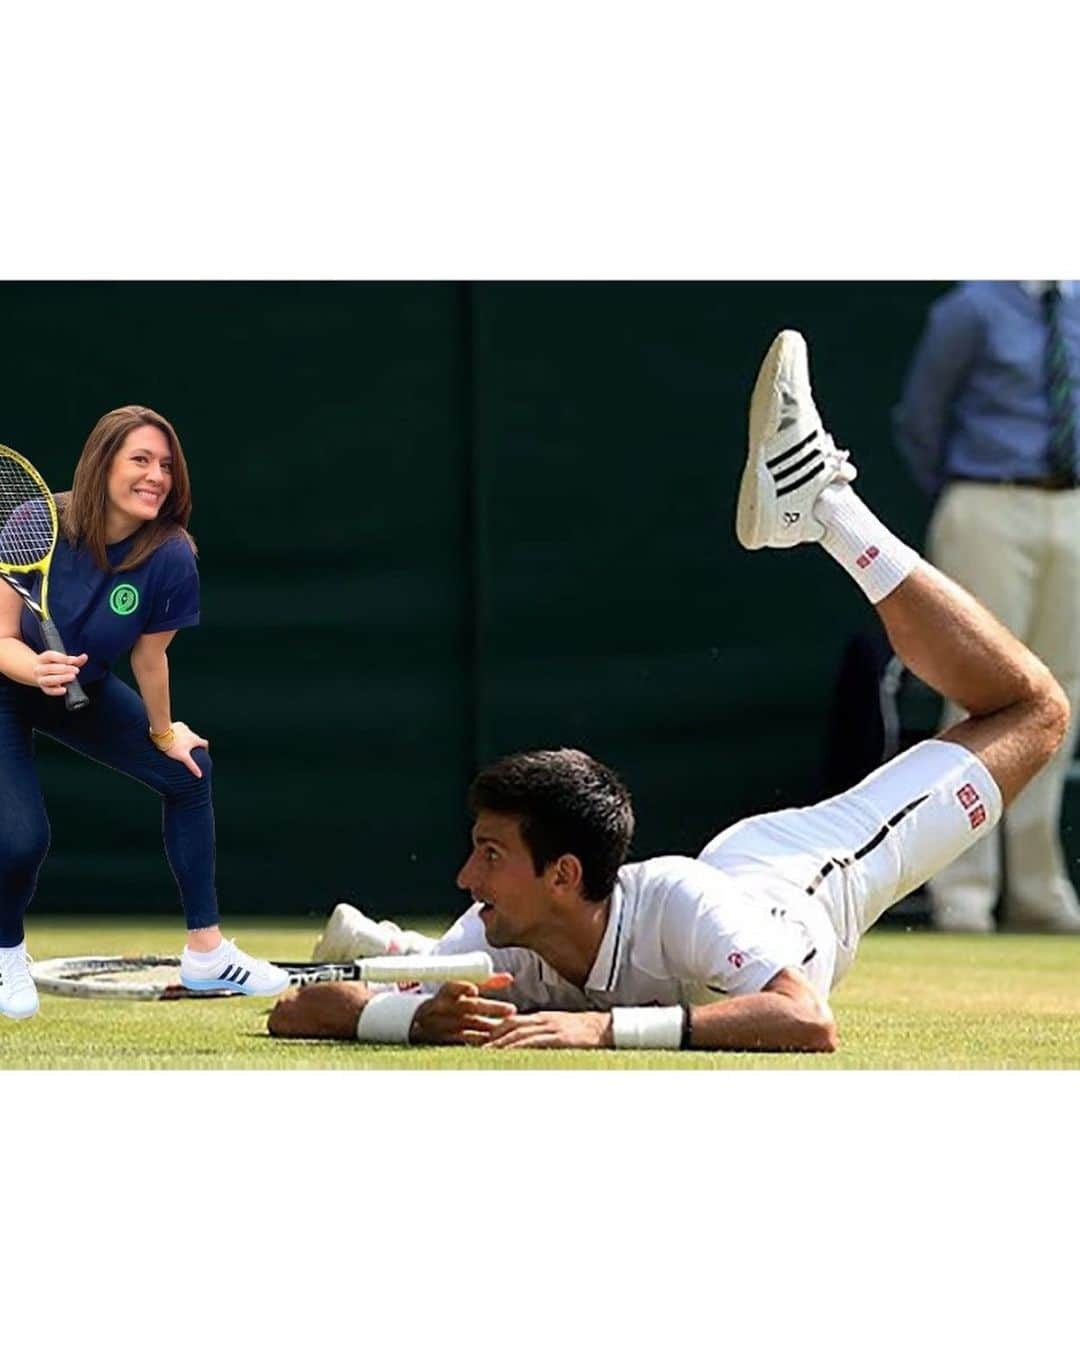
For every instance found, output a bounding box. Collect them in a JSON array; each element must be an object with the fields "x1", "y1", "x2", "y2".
[
  {"x1": 468, "y1": 748, "x2": 634, "y2": 901},
  {"x1": 57, "y1": 405, "x2": 196, "y2": 572}
]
